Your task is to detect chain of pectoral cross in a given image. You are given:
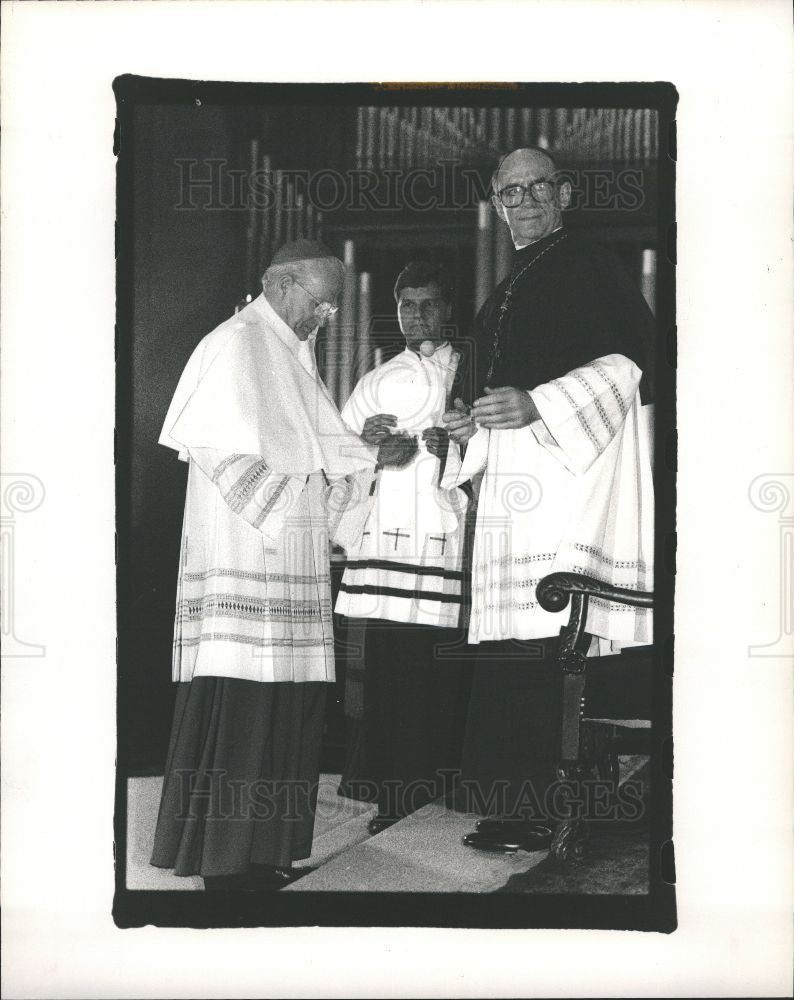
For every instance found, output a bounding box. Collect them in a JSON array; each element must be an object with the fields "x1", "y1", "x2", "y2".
[{"x1": 486, "y1": 231, "x2": 568, "y2": 384}]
